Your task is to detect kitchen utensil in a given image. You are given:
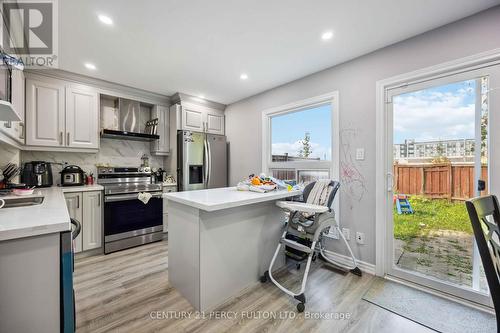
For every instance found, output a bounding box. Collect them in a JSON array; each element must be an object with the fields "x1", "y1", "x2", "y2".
[
  {"x1": 21, "y1": 161, "x2": 54, "y2": 187},
  {"x1": 60, "y1": 165, "x2": 85, "y2": 186},
  {"x1": 2, "y1": 163, "x2": 20, "y2": 182}
]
